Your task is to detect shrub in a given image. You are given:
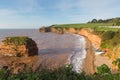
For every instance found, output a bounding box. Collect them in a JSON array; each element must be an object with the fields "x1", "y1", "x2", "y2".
[
  {"x1": 101, "y1": 41, "x2": 112, "y2": 49},
  {"x1": 1, "y1": 64, "x2": 120, "y2": 80},
  {"x1": 97, "y1": 64, "x2": 111, "y2": 75},
  {"x1": 102, "y1": 31, "x2": 115, "y2": 41},
  {"x1": 112, "y1": 58, "x2": 120, "y2": 71}
]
